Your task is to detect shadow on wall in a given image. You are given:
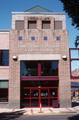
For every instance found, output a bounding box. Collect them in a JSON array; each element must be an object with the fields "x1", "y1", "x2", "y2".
[
  {"x1": 68, "y1": 114, "x2": 79, "y2": 120},
  {"x1": 0, "y1": 110, "x2": 25, "y2": 120}
]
